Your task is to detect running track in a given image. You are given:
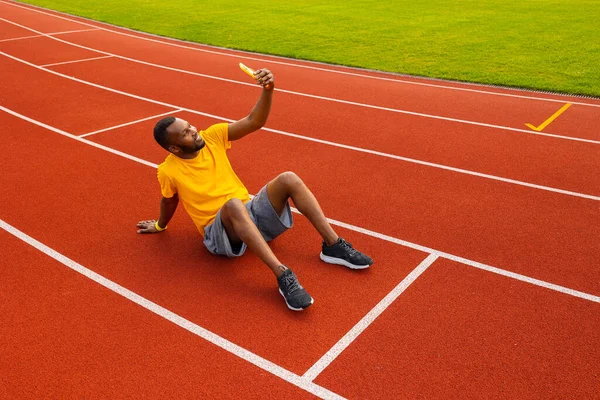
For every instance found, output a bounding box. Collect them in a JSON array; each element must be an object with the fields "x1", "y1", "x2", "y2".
[{"x1": 1, "y1": 1, "x2": 599, "y2": 398}]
